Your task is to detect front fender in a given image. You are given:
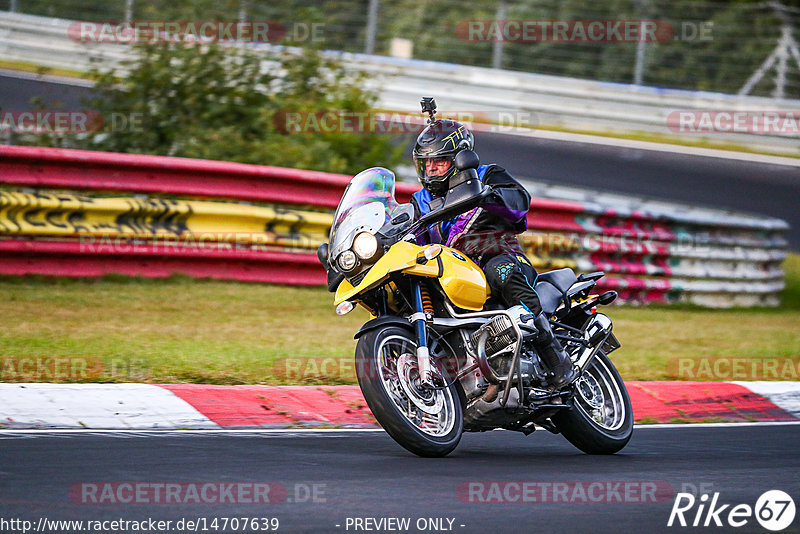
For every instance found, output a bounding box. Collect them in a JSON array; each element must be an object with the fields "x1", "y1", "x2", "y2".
[{"x1": 354, "y1": 316, "x2": 413, "y2": 339}]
